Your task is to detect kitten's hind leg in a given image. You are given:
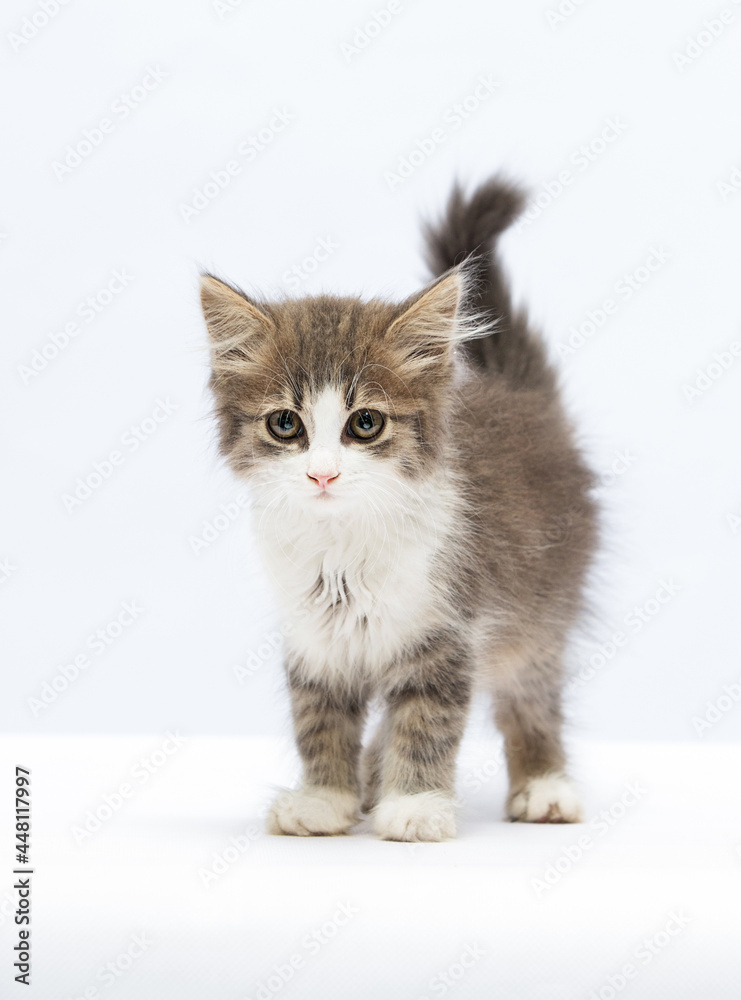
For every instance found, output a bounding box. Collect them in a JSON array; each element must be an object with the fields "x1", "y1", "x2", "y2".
[
  {"x1": 360, "y1": 715, "x2": 390, "y2": 815},
  {"x1": 494, "y1": 658, "x2": 583, "y2": 823},
  {"x1": 268, "y1": 663, "x2": 368, "y2": 837}
]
